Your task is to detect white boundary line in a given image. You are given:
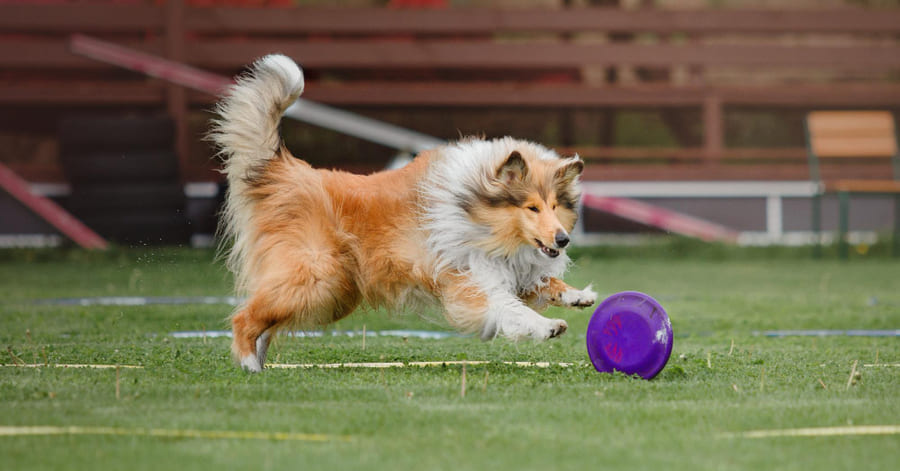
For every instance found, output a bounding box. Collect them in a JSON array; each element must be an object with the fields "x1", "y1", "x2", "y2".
[
  {"x1": 721, "y1": 425, "x2": 900, "y2": 439},
  {"x1": 3, "y1": 362, "x2": 577, "y2": 370},
  {"x1": 268, "y1": 361, "x2": 574, "y2": 369},
  {"x1": 4, "y1": 361, "x2": 890, "y2": 370},
  {"x1": 0, "y1": 425, "x2": 350, "y2": 442}
]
